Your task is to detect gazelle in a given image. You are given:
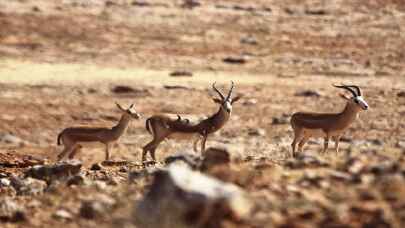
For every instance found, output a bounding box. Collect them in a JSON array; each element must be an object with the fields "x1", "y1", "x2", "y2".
[
  {"x1": 290, "y1": 84, "x2": 369, "y2": 157},
  {"x1": 56, "y1": 103, "x2": 141, "y2": 161},
  {"x1": 142, "y1": 81, "x2": 241, "y2": 162}
]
